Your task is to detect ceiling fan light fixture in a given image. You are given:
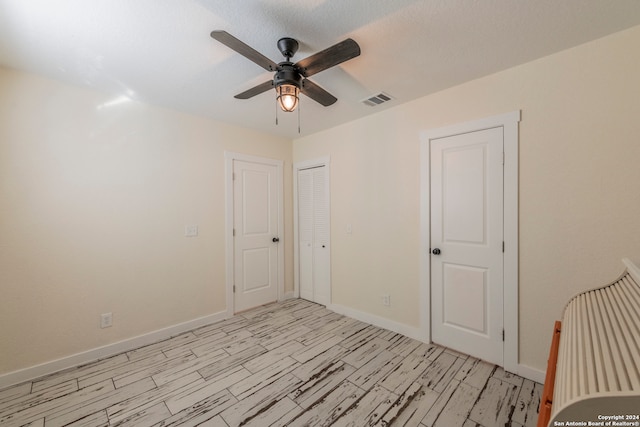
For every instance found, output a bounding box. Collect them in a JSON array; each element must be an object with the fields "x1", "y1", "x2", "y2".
[
  {"x1": 210, "y1": 31, "x2": 361, "y2": 116},
  {"x1": 276, "y1": 83, "x2": 299, "y2": 112}
]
